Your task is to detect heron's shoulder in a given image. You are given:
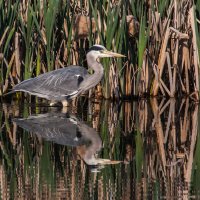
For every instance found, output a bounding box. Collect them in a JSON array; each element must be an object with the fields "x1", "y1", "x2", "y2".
[
  {"x1": 47, "y1": 66, "x2": 88, "y2": 75},
  {"x1": 66, "y1": 65, "x2": 88, "y2": 73}
]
